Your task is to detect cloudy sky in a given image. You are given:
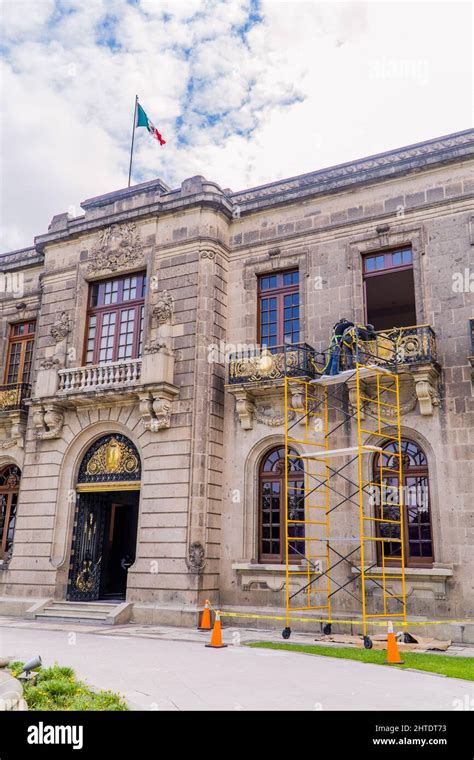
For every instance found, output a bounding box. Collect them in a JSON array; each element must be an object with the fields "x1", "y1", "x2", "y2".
[{"x1": 1, "y1": 0, "x2": 472, "y2": 251}]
